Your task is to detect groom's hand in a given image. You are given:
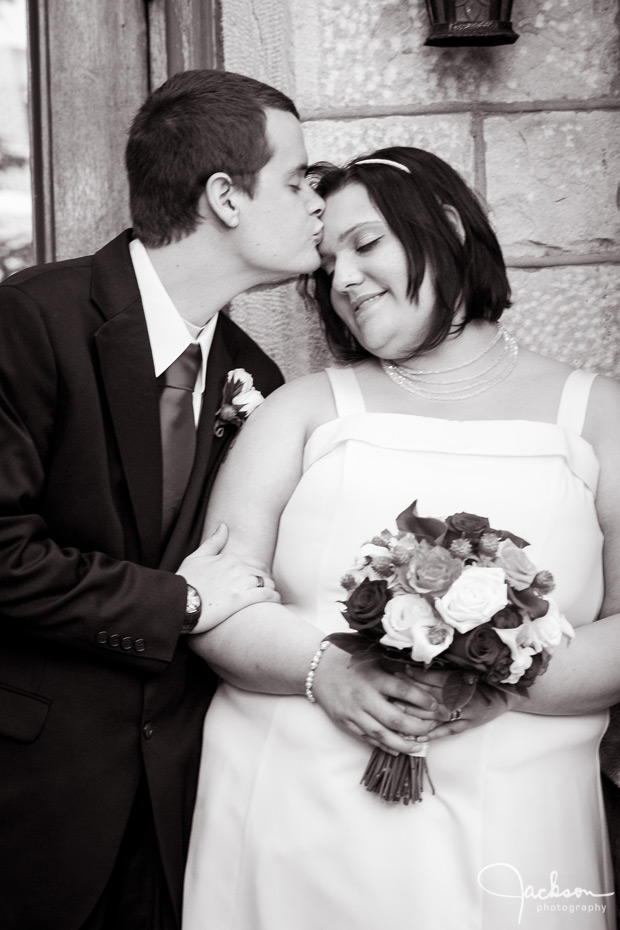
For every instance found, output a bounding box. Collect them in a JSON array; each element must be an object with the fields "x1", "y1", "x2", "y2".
[{"x1": 177, "y1": 524, "x2": 279, "y2": 634}]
